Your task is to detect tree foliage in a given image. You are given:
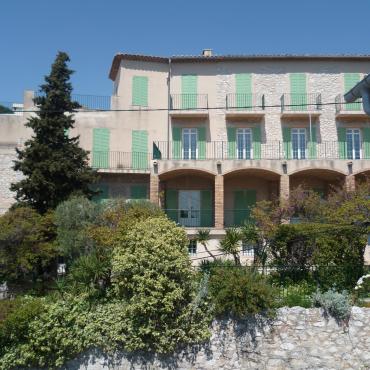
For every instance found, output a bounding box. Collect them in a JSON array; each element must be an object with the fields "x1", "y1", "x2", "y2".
[{"x1": 11, "y1": 52, "x2": 97, "y2": 213}]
